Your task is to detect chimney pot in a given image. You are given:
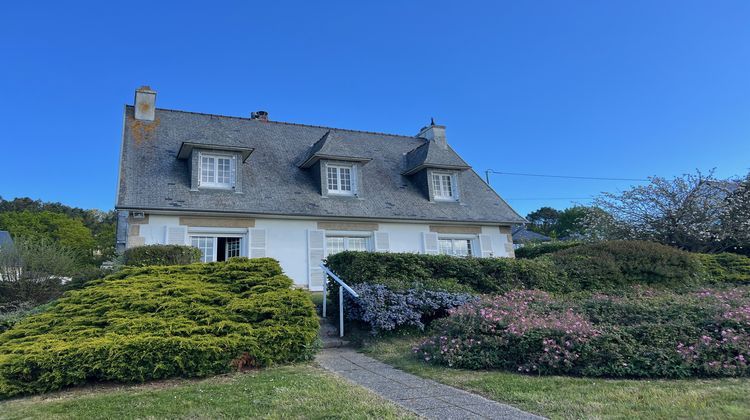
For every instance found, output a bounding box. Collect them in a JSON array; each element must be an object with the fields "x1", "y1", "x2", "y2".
[
  {"x1": 134, "y1": 86, "x2": 156, "y2": 121},
  {"x1": 417, "y1": 120, "x2": 447, "y2": 149},
  {"x1": 250, "y1": 110, "x2": 269, "y2": 121}
]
